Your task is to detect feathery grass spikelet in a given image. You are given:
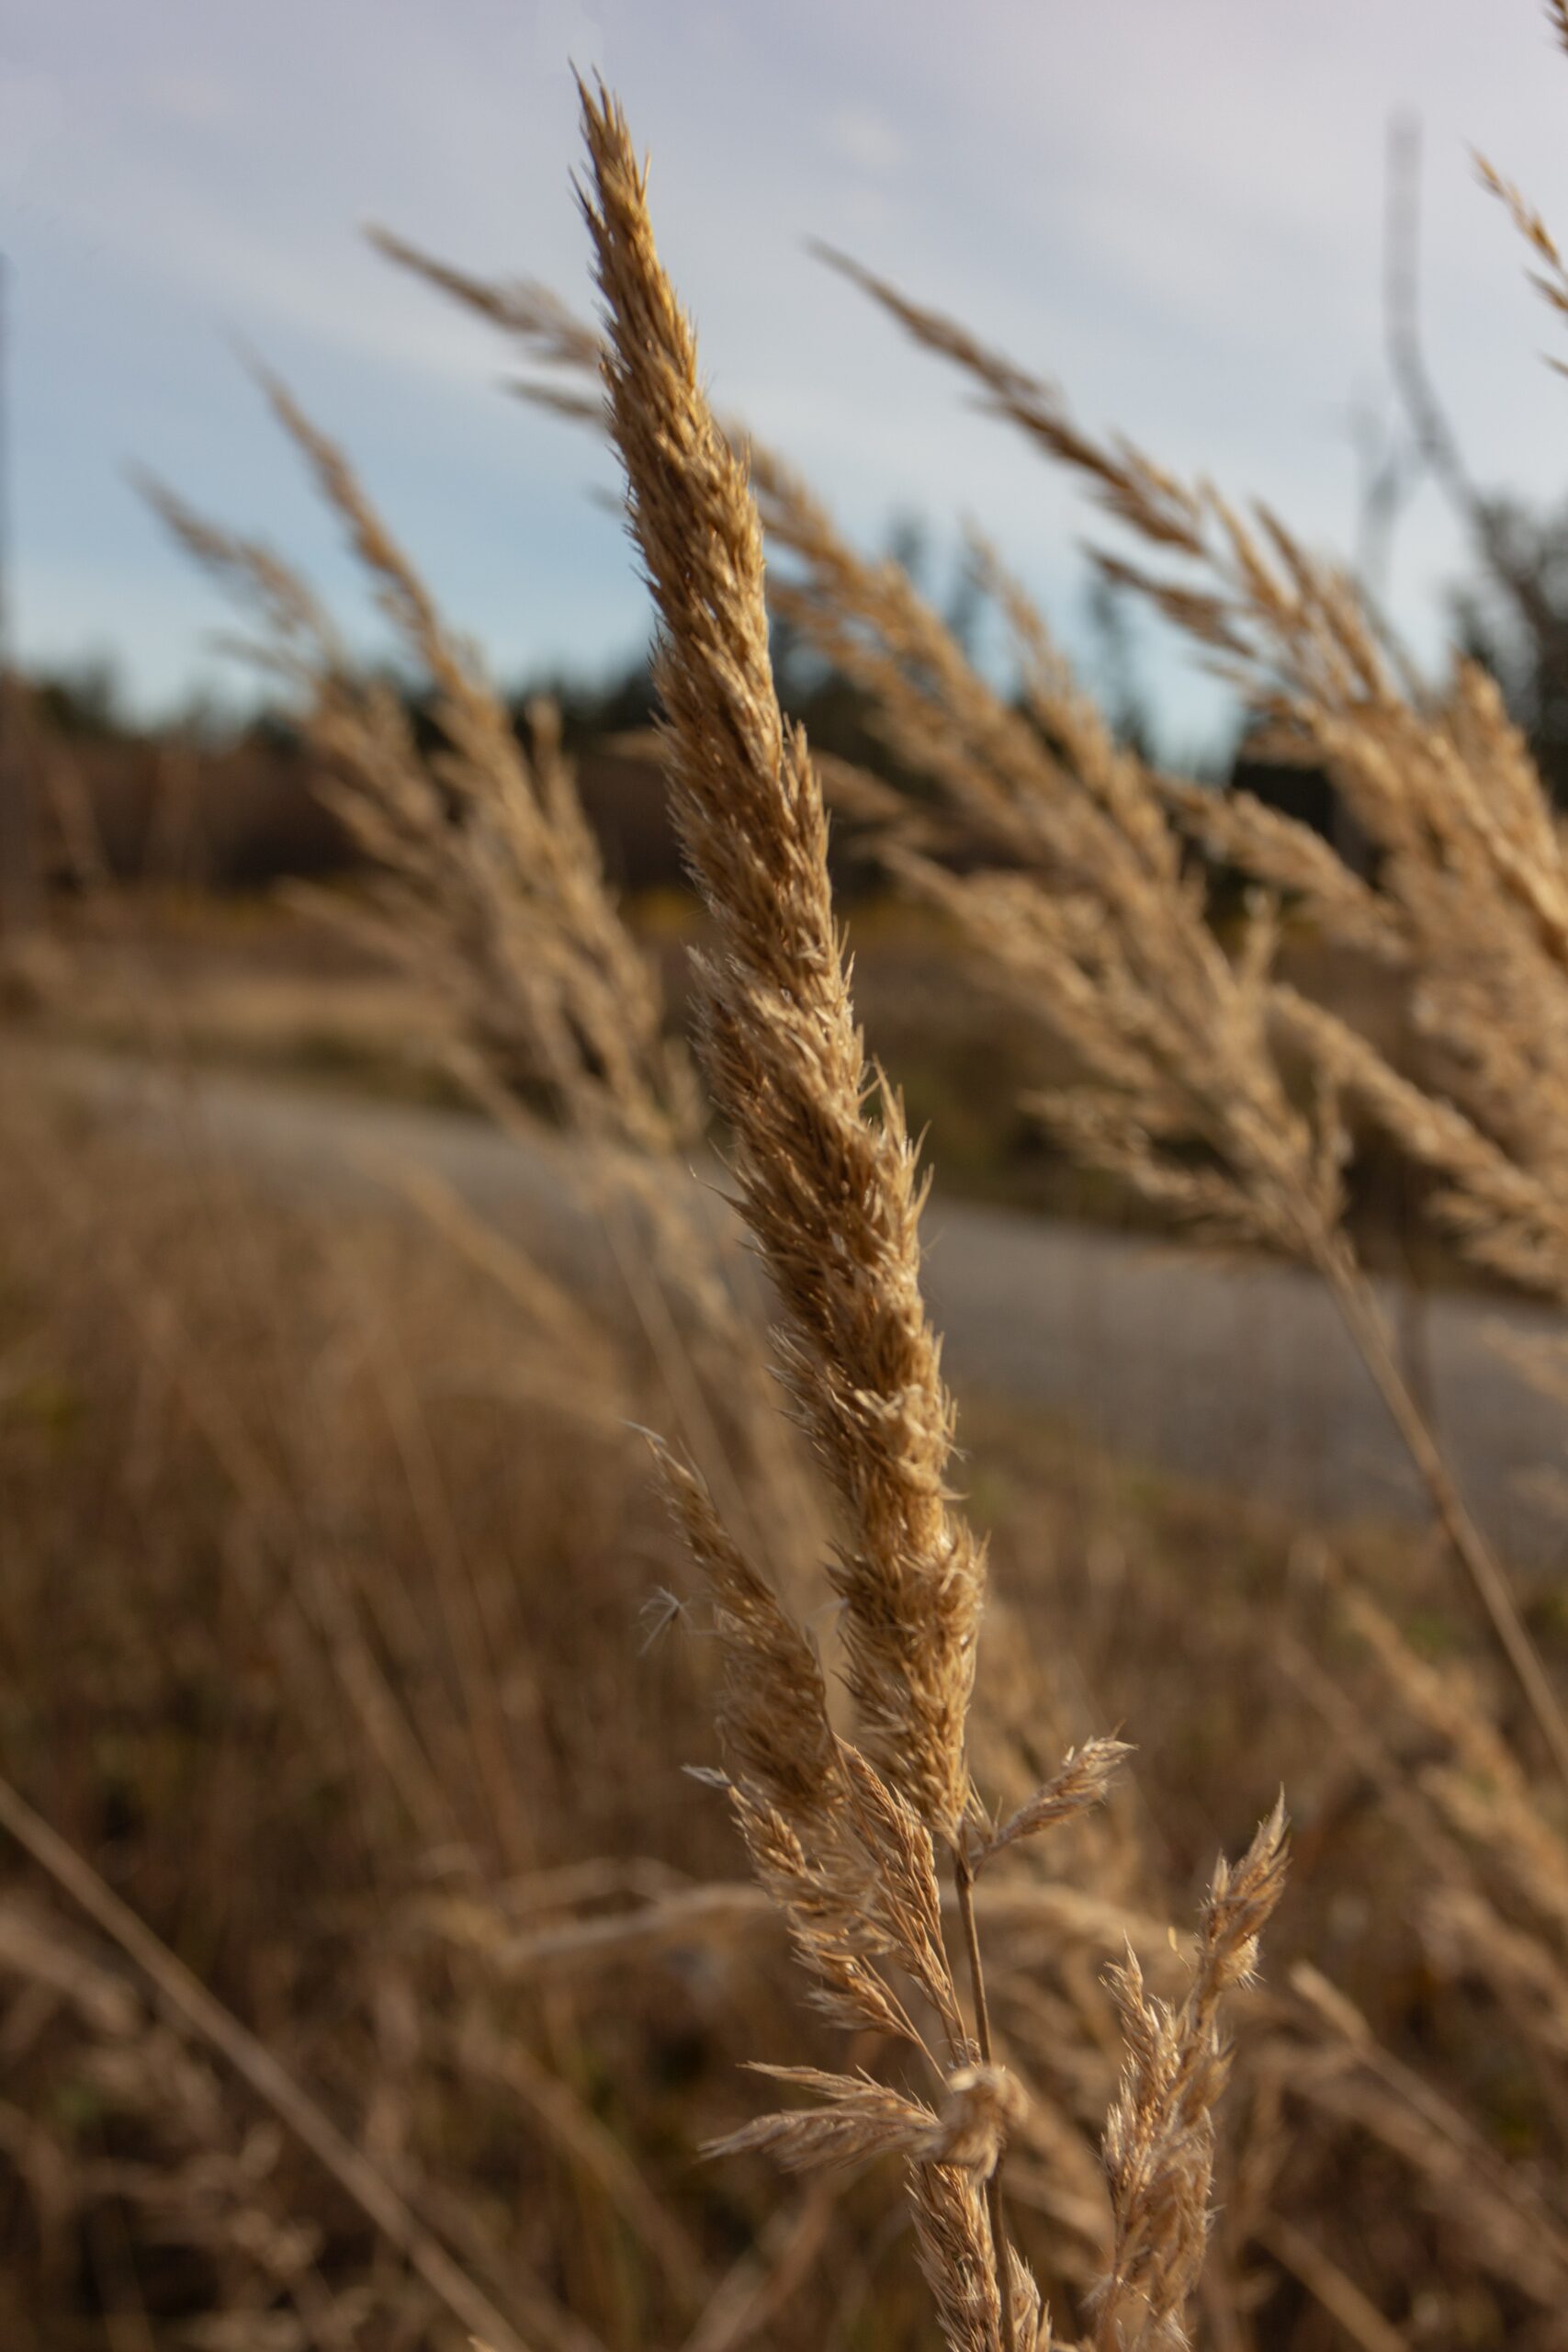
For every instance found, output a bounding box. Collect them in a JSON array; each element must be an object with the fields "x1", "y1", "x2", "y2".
[
  {"x1": 144, "y1": 438, "x2": 688, "y2": 1158},
  {"x1": 576, "y1": 77, "x2": 985, "y2": 1847},
  {"x1": 1093, "y1": 1800, "x2": 1289, "y2": 2352},
  {"x1": 970, "y1": 1738, "x2": 1134, "y2": 1875}
]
